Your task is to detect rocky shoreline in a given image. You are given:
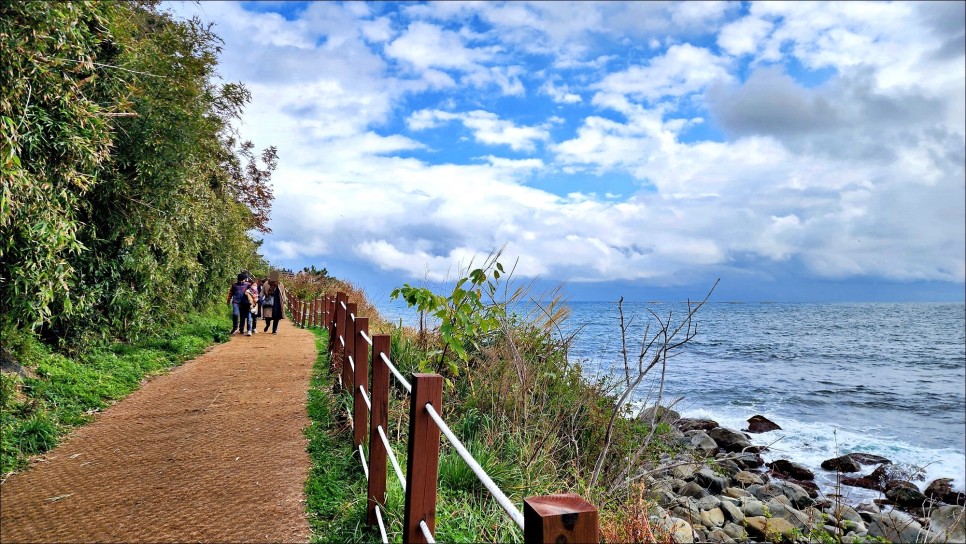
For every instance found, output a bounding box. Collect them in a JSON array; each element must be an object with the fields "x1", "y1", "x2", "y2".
[{"x1": 640, "y1": 410, "x2": 966, "y2": 543}]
